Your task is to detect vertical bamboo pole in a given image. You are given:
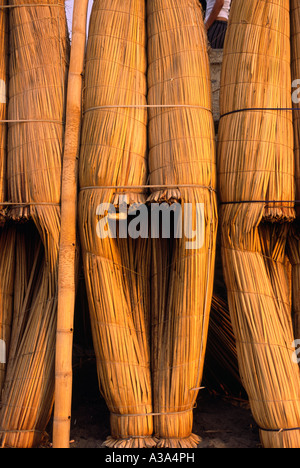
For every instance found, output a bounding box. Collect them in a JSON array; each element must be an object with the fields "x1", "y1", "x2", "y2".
[{"x1": 53, "y1": 0, "x2": 89, "y2": 449}]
